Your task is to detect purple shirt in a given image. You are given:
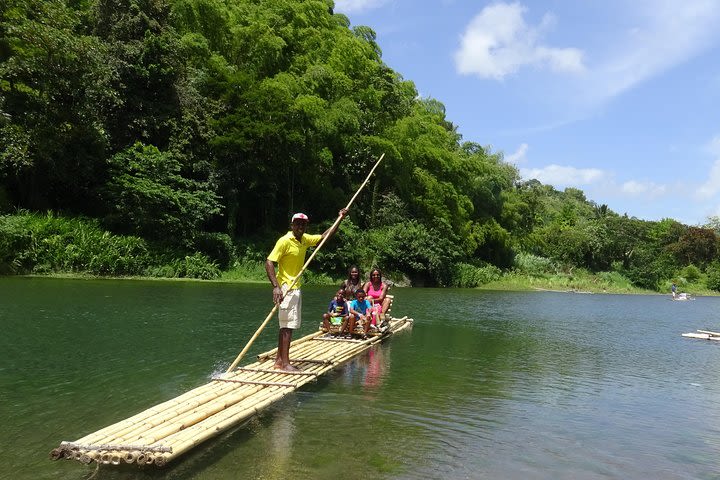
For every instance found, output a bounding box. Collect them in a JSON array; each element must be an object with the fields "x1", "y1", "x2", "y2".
[{"x1": 328, "y1": 299, "x2": 348, "y2": 316}]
